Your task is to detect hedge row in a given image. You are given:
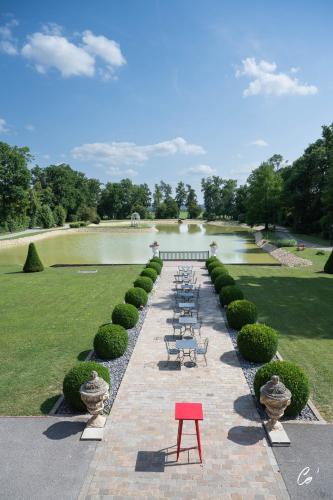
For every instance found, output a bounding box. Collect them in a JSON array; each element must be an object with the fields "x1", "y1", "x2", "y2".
[
  {"x1": 63, "y1": 256, "x2": 163, "y2": 410},
  {"x1": 205, "y1": 255, "x2": 309, "y2": 417}
]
